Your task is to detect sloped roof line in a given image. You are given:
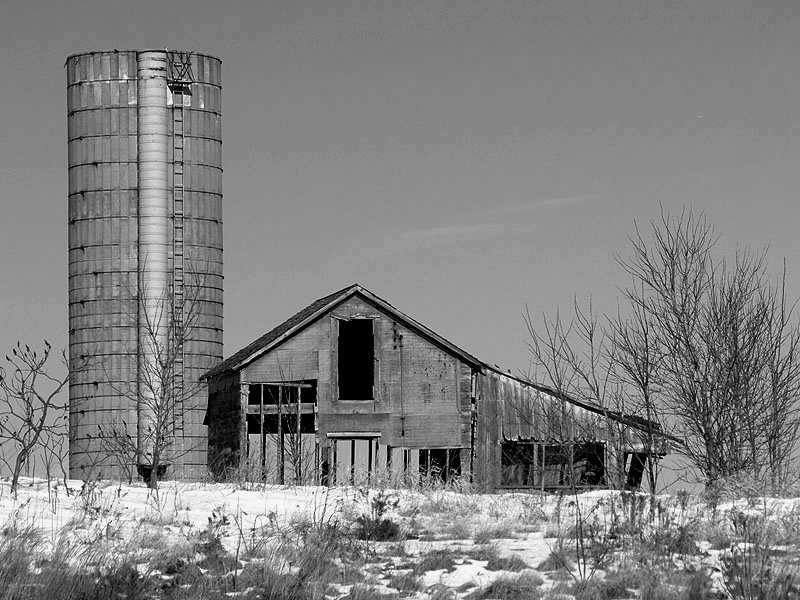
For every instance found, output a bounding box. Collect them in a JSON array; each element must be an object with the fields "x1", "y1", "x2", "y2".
[
  {"x1": 481, "y1": 363, "x2": 667, "y2": 436},
  {"x1": 201, "y1": 283, "x2": 356, "y2": 380},
  {"x1": 202, "y1": 283, "x2": 484, "y2": 380}
]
